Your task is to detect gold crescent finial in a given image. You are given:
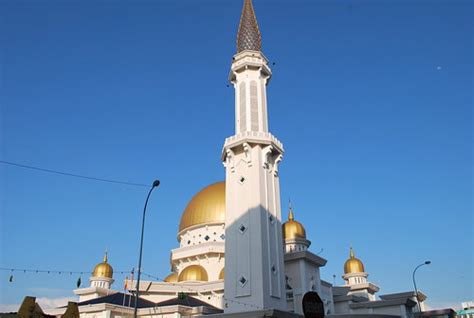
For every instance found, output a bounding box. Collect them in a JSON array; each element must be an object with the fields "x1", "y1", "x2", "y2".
[
  {"x1": 288, "y1": 199, "x2": 294, "y2": 221},
  {"x1": 349, "y1": 246, "x2": 355, "y2": 258}
]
